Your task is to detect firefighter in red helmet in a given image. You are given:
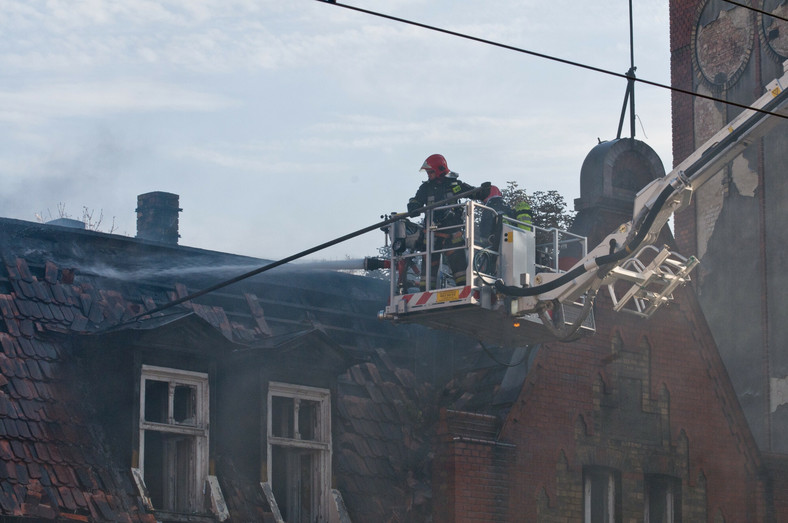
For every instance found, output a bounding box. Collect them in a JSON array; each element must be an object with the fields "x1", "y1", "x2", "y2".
[{"x1": 407, "y1": 154, "x2": 489, "y2": 289}]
